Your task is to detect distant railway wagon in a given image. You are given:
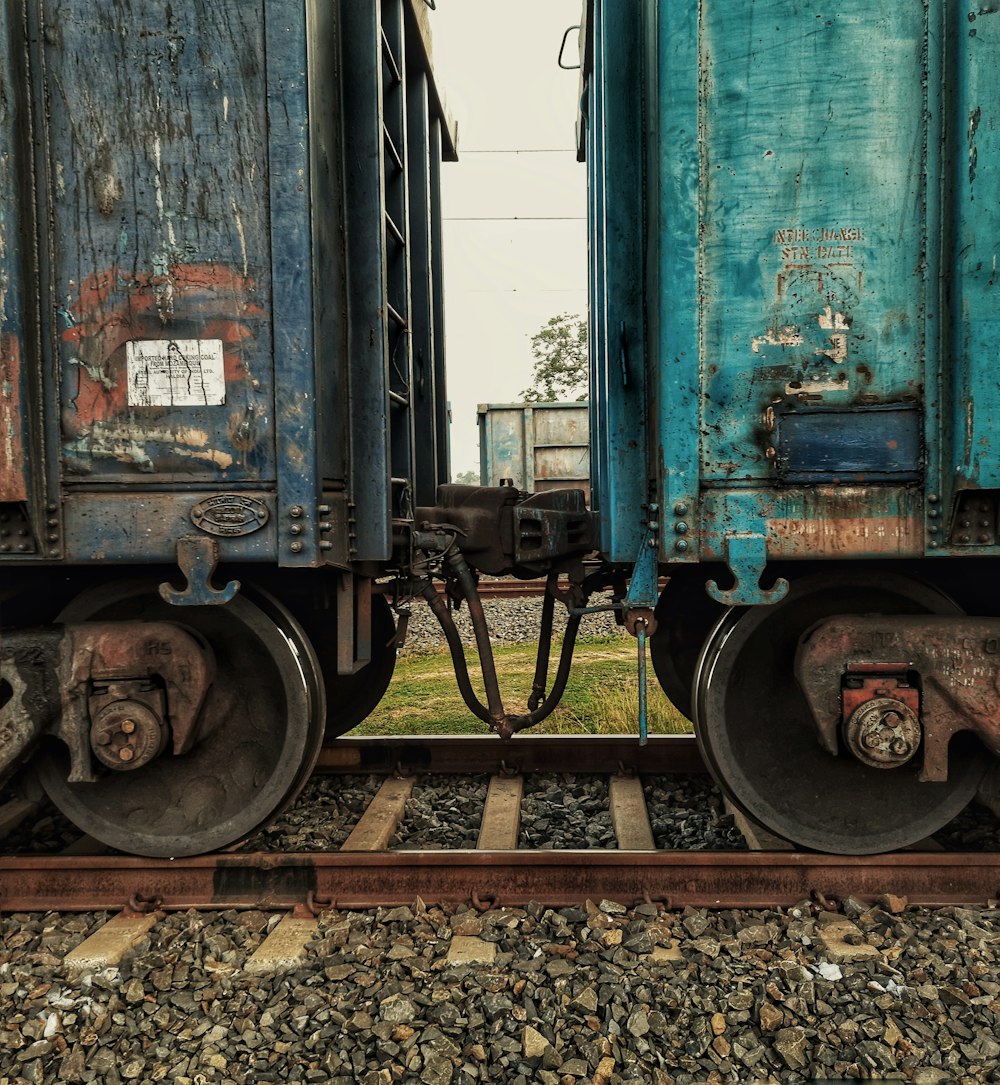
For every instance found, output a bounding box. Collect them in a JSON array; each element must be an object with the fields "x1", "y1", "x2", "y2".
[
  {"x1": 478, "y1": 402, "x2": 590, "y2": 503},
  {"x1": 4, "y1": 0, "x2": 1000, "y2": 860}
]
